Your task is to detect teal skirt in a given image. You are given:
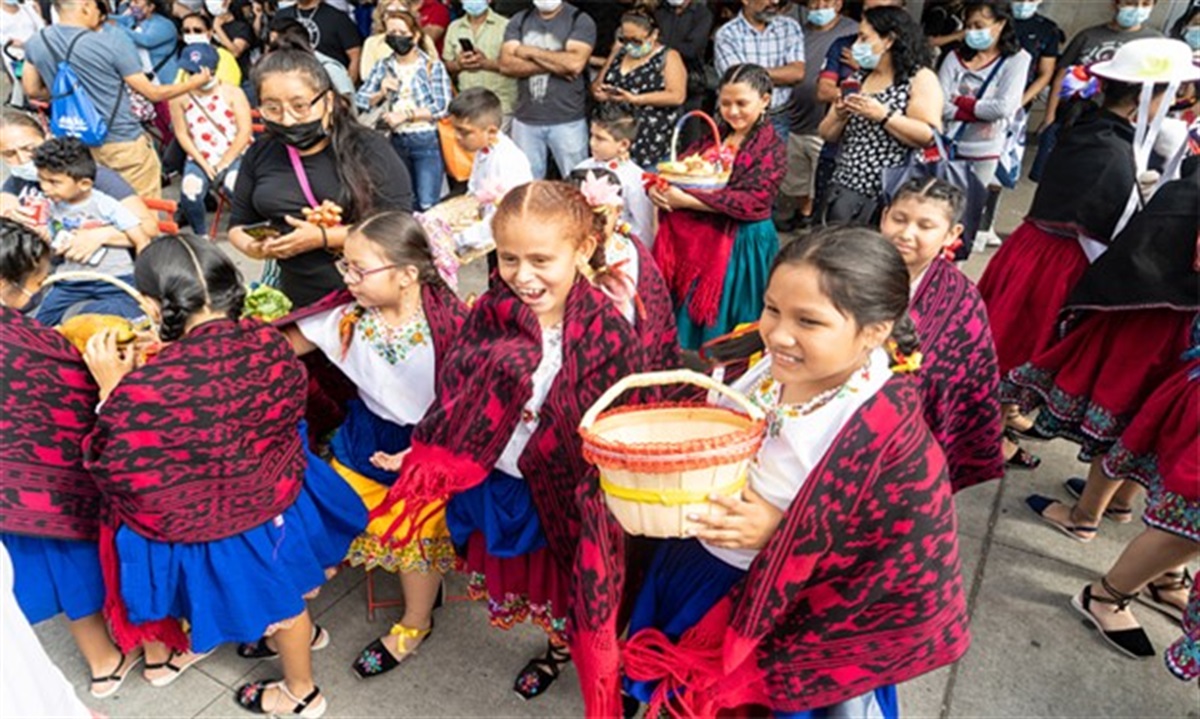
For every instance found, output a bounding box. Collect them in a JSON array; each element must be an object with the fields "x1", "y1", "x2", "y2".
[{"x1": 676, "y1": 219, "x2": 778, "y2": 350}]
